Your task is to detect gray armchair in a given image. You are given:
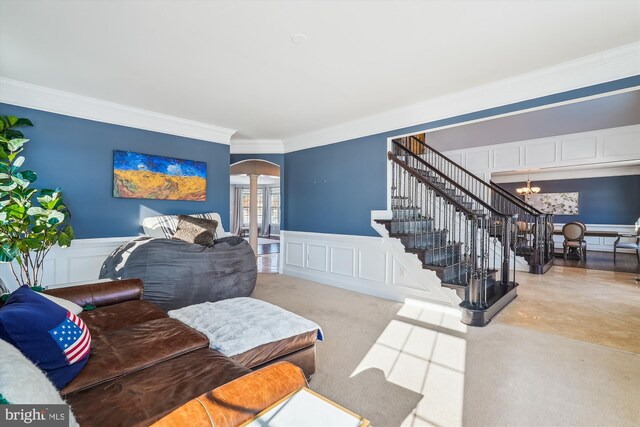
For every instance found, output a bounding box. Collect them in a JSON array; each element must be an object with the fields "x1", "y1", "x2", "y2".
[{"x1": 562, "y1": 222, "x2": 587, "y2": 262}]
